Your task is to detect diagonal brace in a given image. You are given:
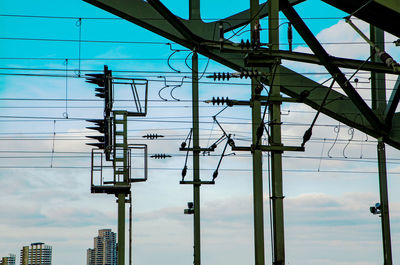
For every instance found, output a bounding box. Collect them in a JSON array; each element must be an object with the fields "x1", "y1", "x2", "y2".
[
  {"x1": 279, "y1": 0, "x2": 387, "y2": 133},
  {"x1": 221, "y1": 0, "x2": 304, "y2": 33},
  {"x1": 147, "y1": 0, "x2": 200, "y2": 45},
  {"x1": 385, "y1": 76, "x2": 400, "y2": 126}
]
